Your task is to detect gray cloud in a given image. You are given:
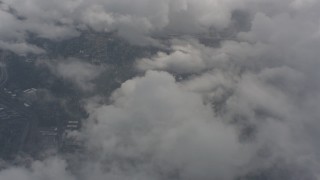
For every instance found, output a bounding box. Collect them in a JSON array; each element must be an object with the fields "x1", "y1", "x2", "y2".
[
  {"x1": 0, "y1": 41, "x2": 44, "y2": 55},
  {"x1": 0, "y1": 157, "x2": 74, "y2": 180},
  {"x1": 38, "y1": 58, "x2": 104, "y2": 92},
  {"x1": 0, "y1": 0, "x2": 245, "y2": 50},
  {"x1": 1, "y1": 0, "x2": 320, "y2": 180}
]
